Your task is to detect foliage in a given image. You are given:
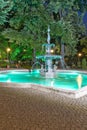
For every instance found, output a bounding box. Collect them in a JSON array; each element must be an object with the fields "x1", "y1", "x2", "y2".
[
  {"x1": 46, "y1": 0, "x2": 81, "y2": 56},
  {"x1": 80, "y1": 37, "x2": 87, "y2": 46},
  {"x1": 1, "y1": 0, "x2": 87, "y2": 62},
  {"x1": 0, "y1": 34, "x2": 9, "y2": 59},
  {"x1": 74, "y1": 0, "x2": 87, "y2": 12},
  {"x1": 82, "y1": 58, "x2": 87, "y2": 69},
  {"x1": 2, "y1": 0, "x2": 51, "y2": 61},
  {"x1": 79, "y1": 36, "x2": 87, "y2": 56},
  {"x1": 0, "y1": 0, "x2": 13, "y2": 25}
]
